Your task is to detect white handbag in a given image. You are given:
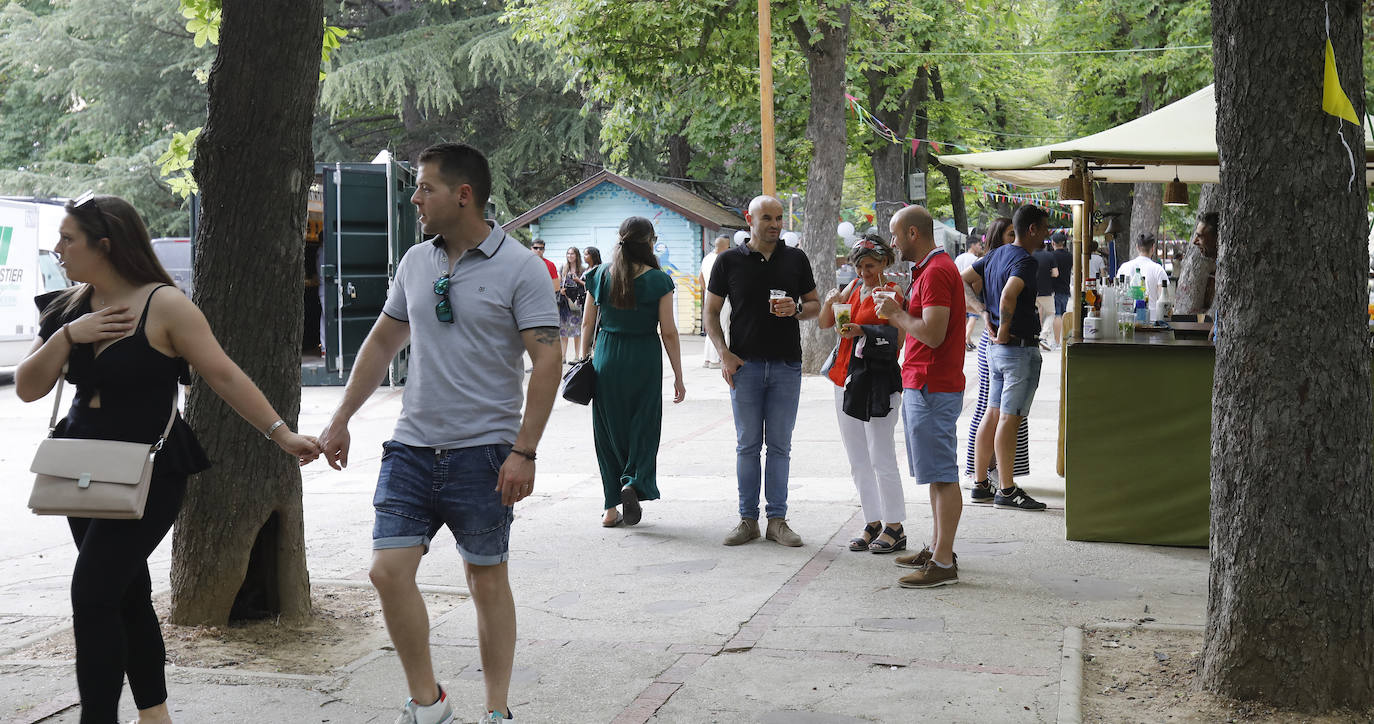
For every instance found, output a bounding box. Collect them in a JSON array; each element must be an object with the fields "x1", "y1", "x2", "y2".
[{"x1": 28, "y1": 376, "x2": 178, "y2": 520}]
